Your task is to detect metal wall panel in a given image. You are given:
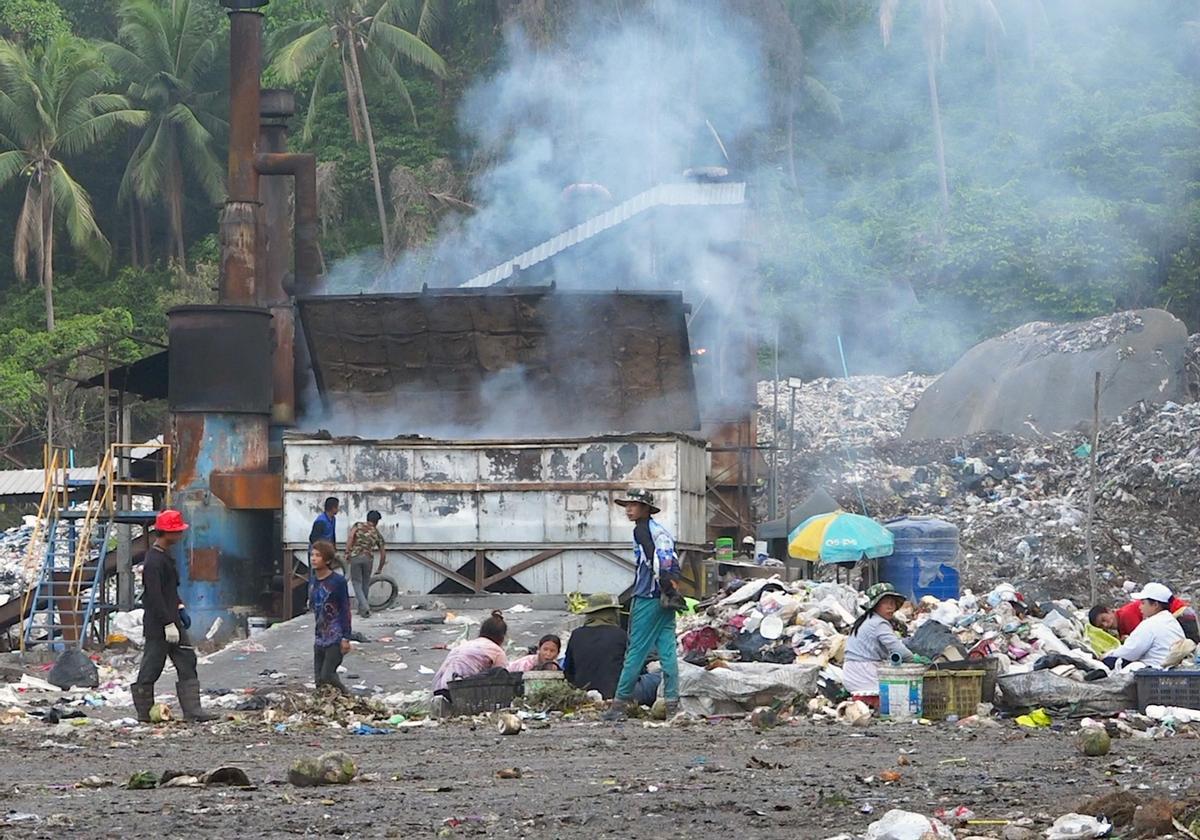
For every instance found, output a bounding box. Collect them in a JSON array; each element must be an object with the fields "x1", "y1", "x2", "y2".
[{"x1": 282, "y1": 433, "x2": 707, "y2": 593}]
